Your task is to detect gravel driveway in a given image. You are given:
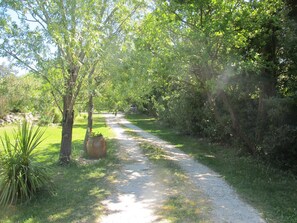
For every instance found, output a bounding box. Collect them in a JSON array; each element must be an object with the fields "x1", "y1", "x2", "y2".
[{"x1": 99, "y1": 113, "x2": 266, "y2": 223}]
